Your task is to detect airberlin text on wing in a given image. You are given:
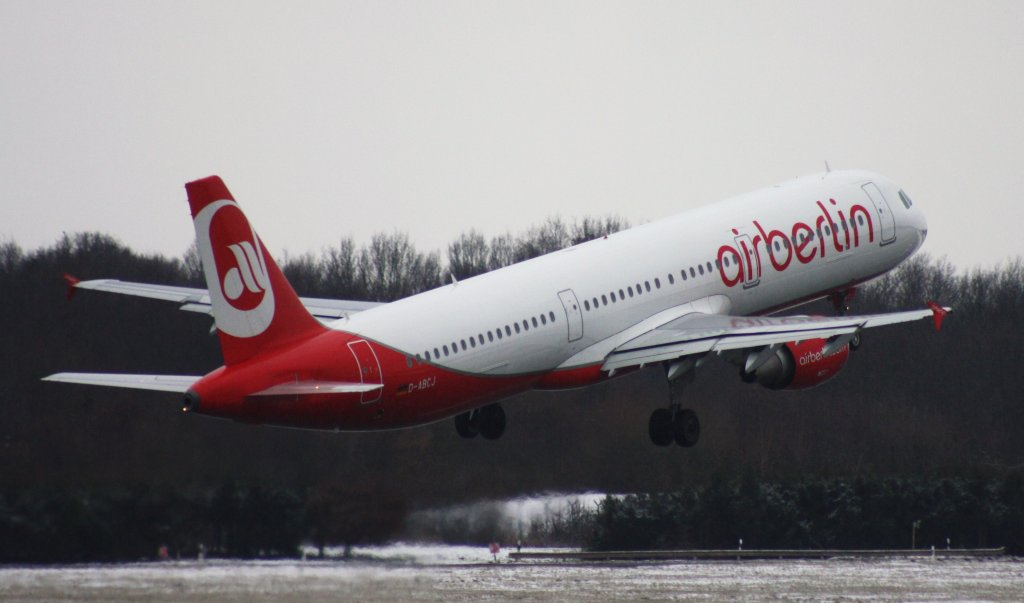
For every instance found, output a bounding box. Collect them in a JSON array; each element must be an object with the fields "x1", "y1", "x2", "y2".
[{"x1": 717, "y1": 198, "x2": 875, "y2": 287}]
